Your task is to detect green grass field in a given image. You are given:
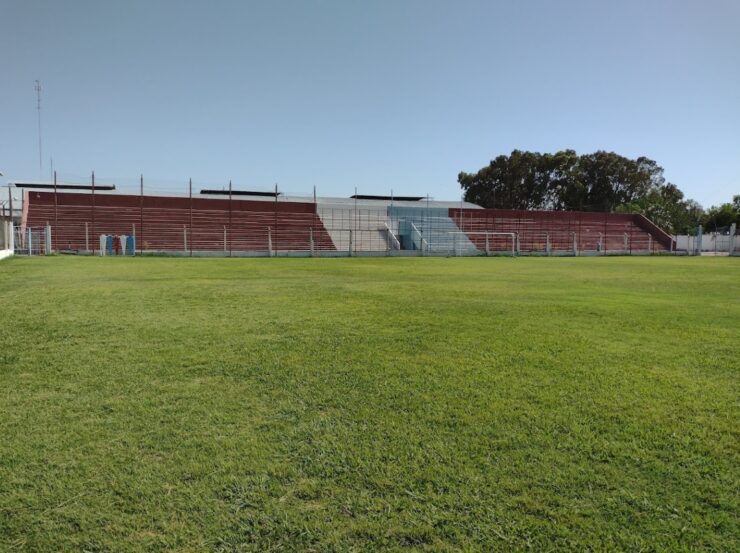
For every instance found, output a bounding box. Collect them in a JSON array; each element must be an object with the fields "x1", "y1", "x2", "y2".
[{"x1": 0, "y1": 256, "x2": 737, "y2": 552}]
